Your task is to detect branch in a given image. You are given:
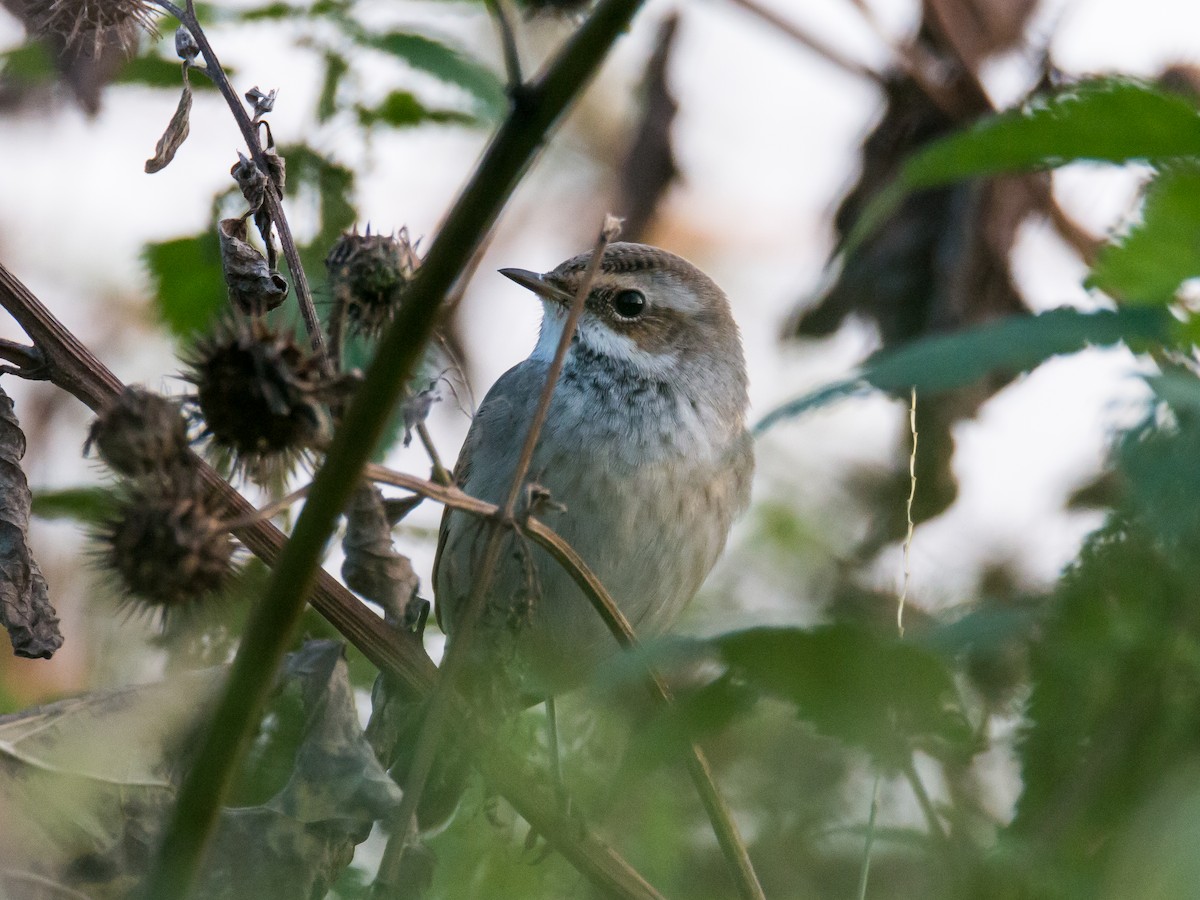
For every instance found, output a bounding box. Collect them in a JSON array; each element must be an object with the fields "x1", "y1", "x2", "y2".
[
  {"x1": 0, "y1": 262, "x2": 662, "y2": 899},
  {"x1": 141, "y1": 1, "x2": 651, "y2": 896},
  {"x1": 150, "y1": 0, "x2": 328, "y2": 364}
]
